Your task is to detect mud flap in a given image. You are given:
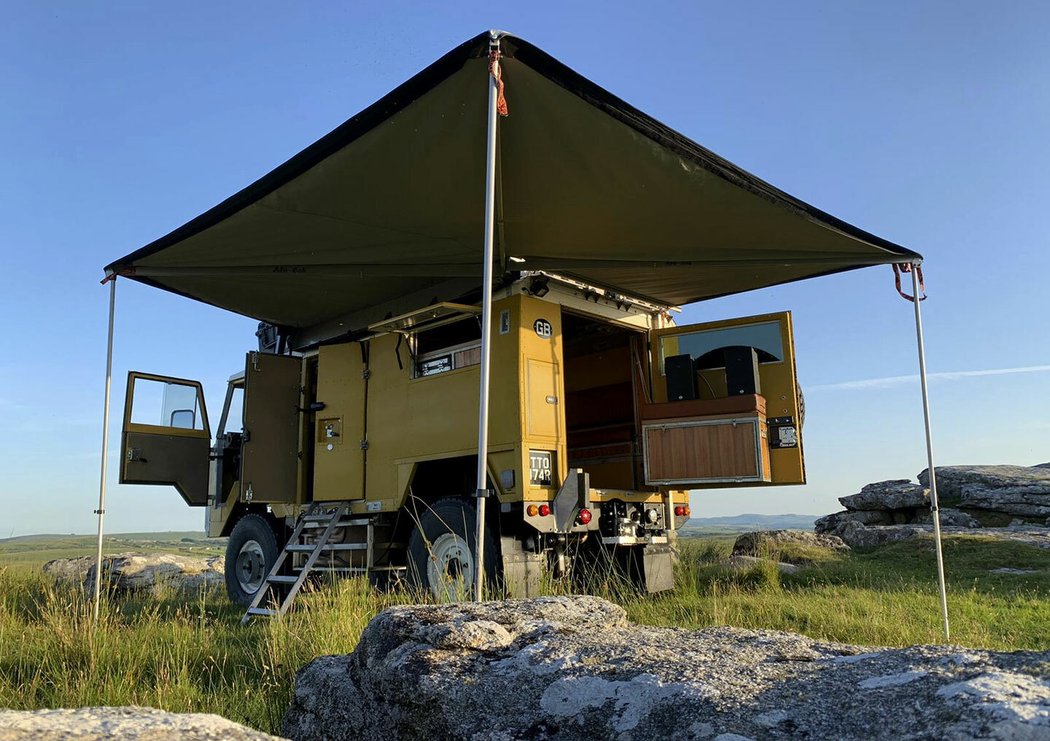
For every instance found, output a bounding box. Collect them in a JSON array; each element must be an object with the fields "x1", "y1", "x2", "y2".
[
  {"x1": 501, "y1": 535, "x2": 547, "y2": 597},
  {"x1": 642, "y1": 543, "x2": 675, "y2": 593}
]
